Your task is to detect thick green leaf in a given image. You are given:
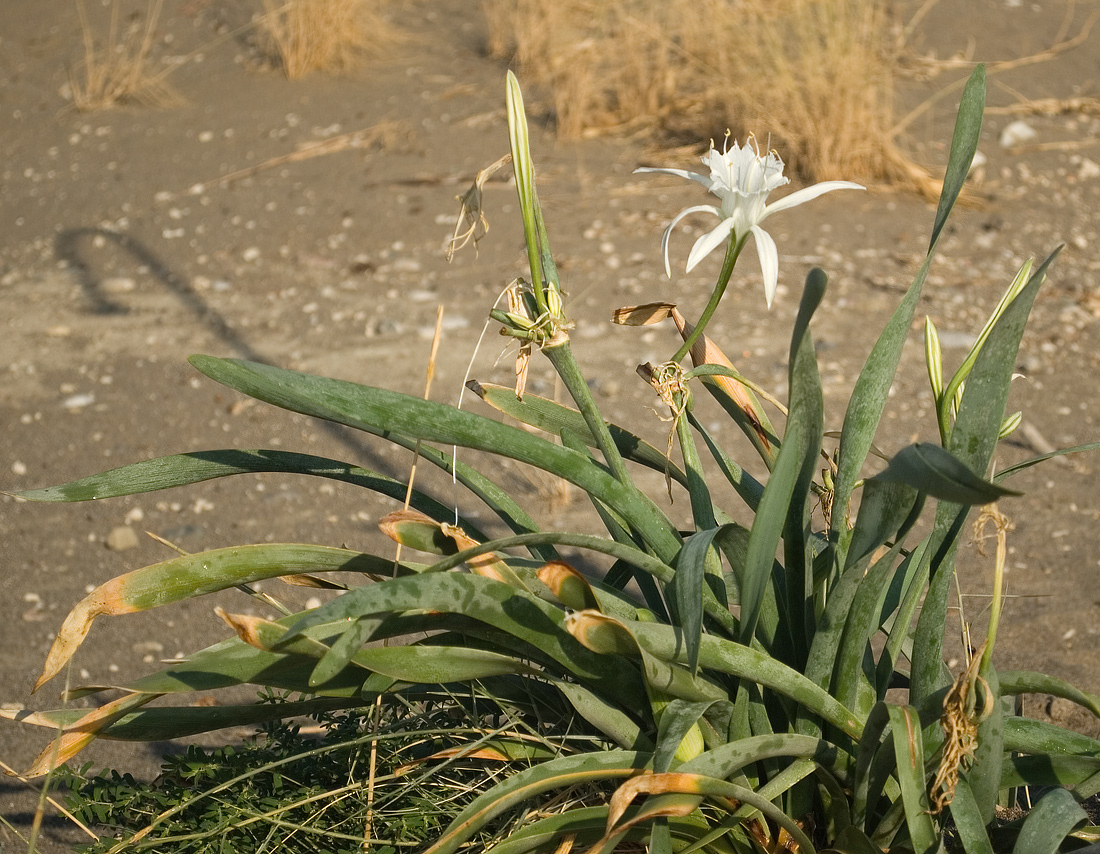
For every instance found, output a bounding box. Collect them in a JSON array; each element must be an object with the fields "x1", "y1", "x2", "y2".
[
  {"x1": 625, "y1": 622, "x2": 862, "y2": 738},
  {"x1": 282, "y1": 572, "x2": 648, "y2": 710},
  {"x1": 35, "y1": 544, "x2": 391, "y2": 690},
  {"x1": 3, "y1": 697, "x2": 359, "y2": 742},
  {"x1": 675, "y1": 526, "x2": 743, "y2": 674},
  {"x1": 846, "y1": 478, "x2": 922, "y2": 568},
  {"x1": 930, "y1": 65, "x2": 987, "y2": 251},
  {"x1": 781, "y1": 267, "x2": 827, "y2": 654},
  {"x1": 1012, "y1": 788, "x2": 1086, "y2": 854},
  {"x1": 948, "y1": 778, "x2": 996, "y2": 854},
  {"x1": 688, "y1": 410, "x2": 765, "y2": 511},
  {"x1": 469, "y1": 380, "x2": 689, "y2": 488},
  {"x1": 830, "y1": 65, "x2": 986, "y2": 566},
  {"x1": 188, "y1": 356, "x2": 682, "y2": 562},
  {"x1": 1003, "y1": 716, "x2": 1100, "y2": 756},
  {"x1": 912, "y1": 247, "x2": 1059, "y2": 705},
  {"x1": 682, "y1": 733, "x2": 853, "y2": 785},
  {"x1": 654, "y1": 700, "x2": 713, "y2": 771},
  {"x1": 740, "y1": 415, "x2": 811, "y2": 650},
  {"x1": 552, "y1": 681, "x2": 648, "y2": 751},
  {"x1": 999, "y1": 670, "x2": 1100, "y2": 717},
  {"x1": 969, "y1": 663, "x2": 1004, "y2": 824},
  {"x1": 887, "y1": 705, "x2": 939, "y2": 854},
  {"x1": 872, "y1": 443, "x2": 1020, "y2": 504},
  {"x1": 1001, "y1": 755, "x2": 1100, "y2": 789},
  {"x1": 834, "y1": 538, "x2": 912, "y2": 717}
]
